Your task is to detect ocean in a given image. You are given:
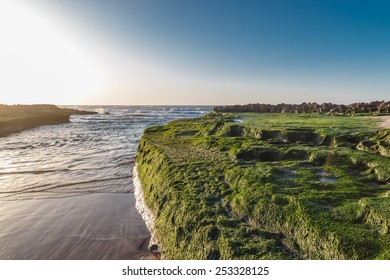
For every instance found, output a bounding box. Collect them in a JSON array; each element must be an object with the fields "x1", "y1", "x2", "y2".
[{"x1": 0, "y1": 105, "x2": 211, "y2": 259}]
